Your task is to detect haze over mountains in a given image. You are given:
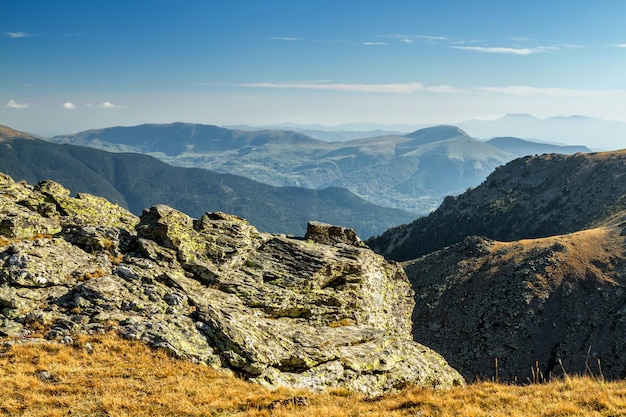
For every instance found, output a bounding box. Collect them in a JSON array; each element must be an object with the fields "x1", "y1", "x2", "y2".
[
  {"x1": 459, "y1": 114, "x2": 626, "y2": 151},
  {"x1": 0, "y1": 125, "x2": 414, "y2": 239},
  {"x1": 50, "y1": 122, "x2": 590, "y2": 214},
  {"x1": 225, "y1": 114, "x2": 624, "y2": 151}
]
